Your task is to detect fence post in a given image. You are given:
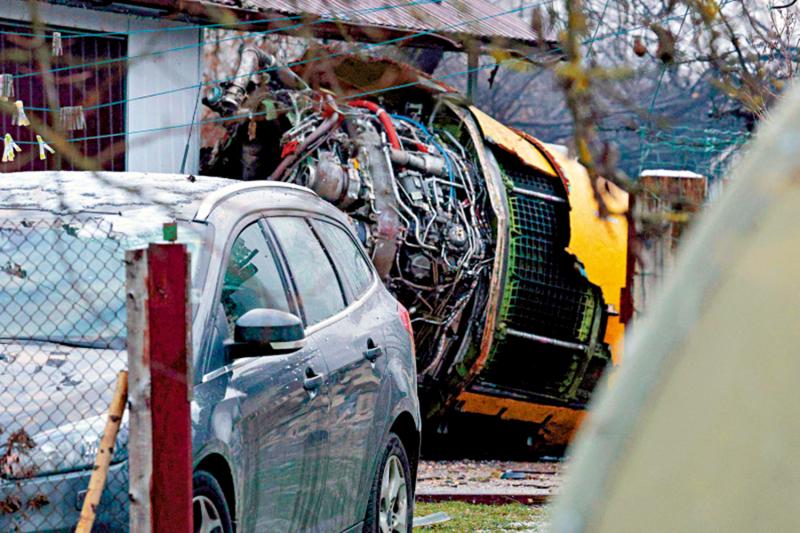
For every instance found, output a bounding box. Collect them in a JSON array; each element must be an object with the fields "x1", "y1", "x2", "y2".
[{"x1": 127, "y1": 243, "x2": 192, "y2": 532}]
